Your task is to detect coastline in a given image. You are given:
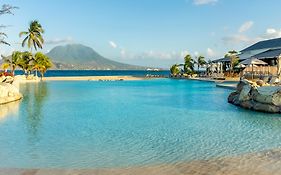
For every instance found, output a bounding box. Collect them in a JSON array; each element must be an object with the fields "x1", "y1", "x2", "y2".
[
  {"x1": 42, "y1": 76, "x2": 157, "y2": 81},
  {"x1": 2, "y1": 148, "x2": 281, "y2": 175}
]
